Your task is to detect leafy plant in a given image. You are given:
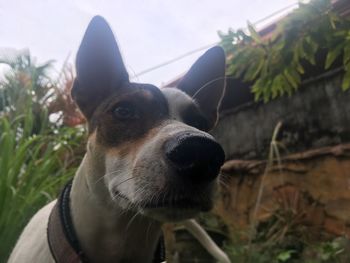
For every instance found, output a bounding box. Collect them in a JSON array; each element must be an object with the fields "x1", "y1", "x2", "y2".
[
  {"x1": 318, "y1": 240, "x2": 344, "y2": 261},
  {"x1": 0, "y1": 116, "x2": 82, "y2": 261},
  {"x1": 48, "y1": 64, "x2": 85, "y2": 127},
  {"x1": 0, "y1": 51, "x2": 55, "y2": 132},
  {"x1": 219, "y1": 0, "x2": 350, "y2": 102},
  {"x1": 277, "y1": 250, "x2": 296, "y2": 262},
  {"x1": 0, "y1": 51, "x2": 84, "y2": 261}
]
